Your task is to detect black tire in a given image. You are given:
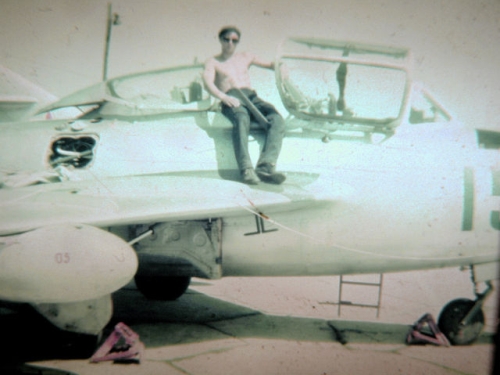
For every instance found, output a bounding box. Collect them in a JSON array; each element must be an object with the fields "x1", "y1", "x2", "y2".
[
  {"x1": 134, "y1": 275, "x2": 191, "y2": 300},
  {"x1": 438, "y1": 298, "x2": 485, "y2": 345}
]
